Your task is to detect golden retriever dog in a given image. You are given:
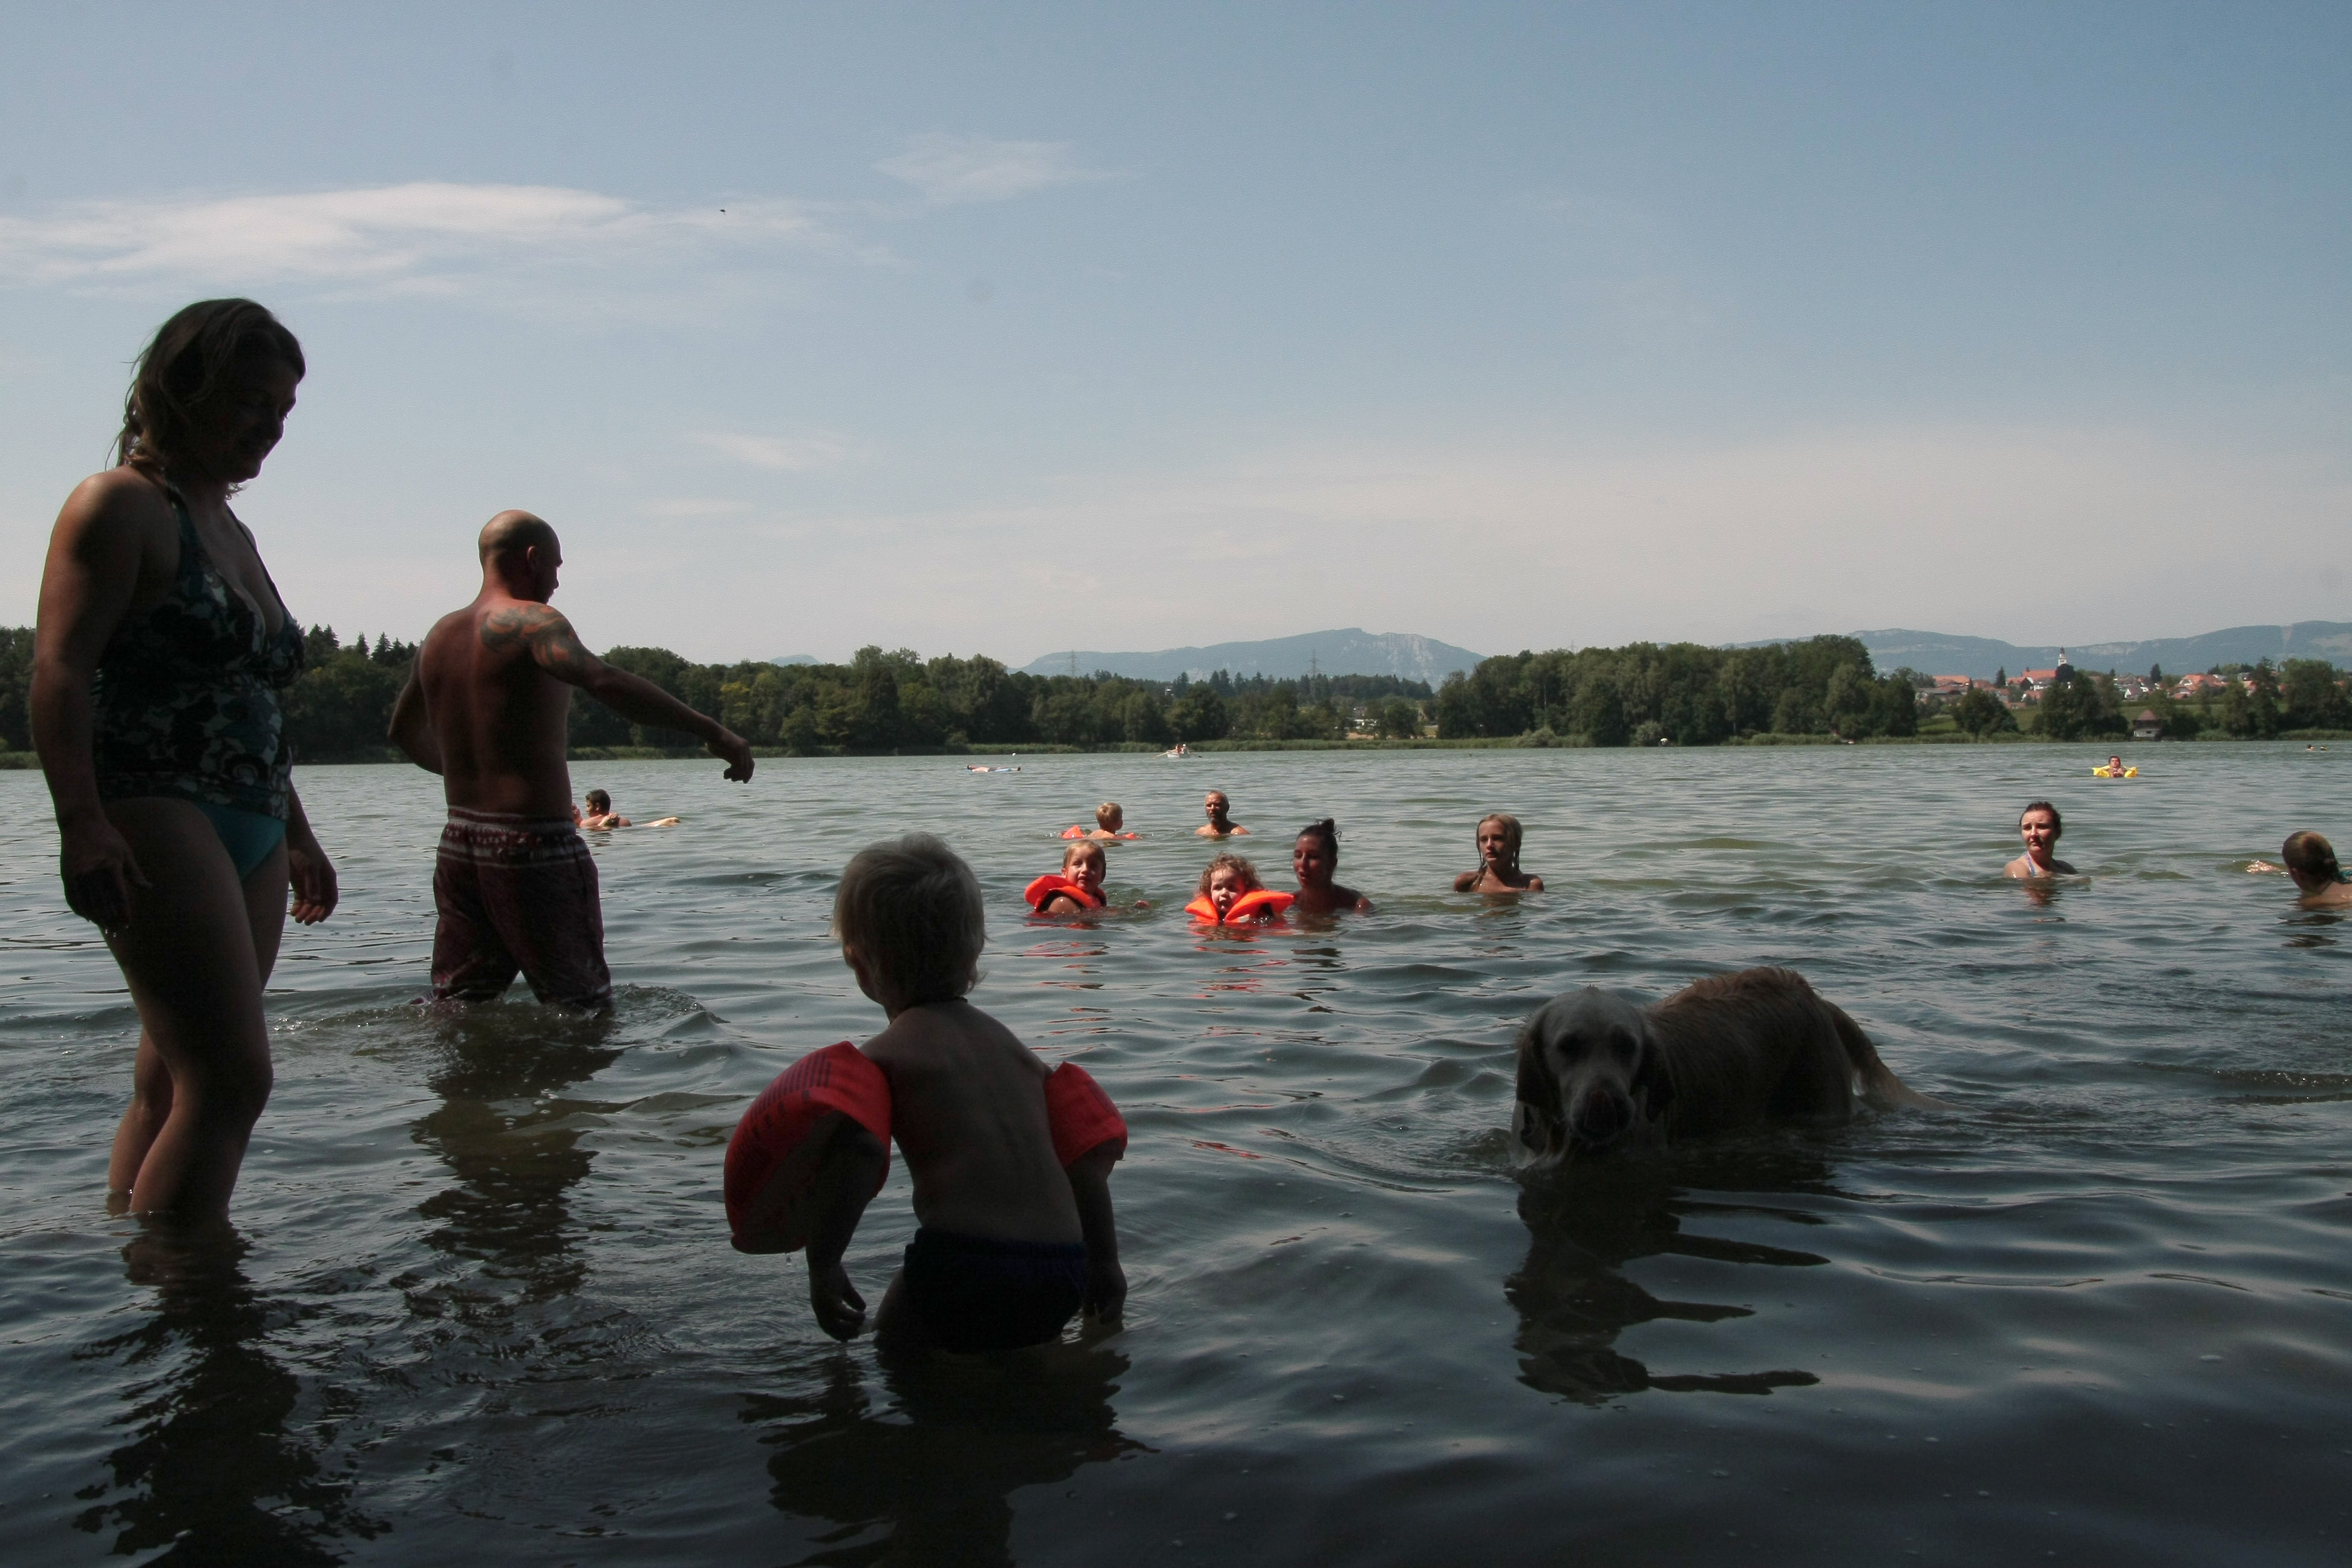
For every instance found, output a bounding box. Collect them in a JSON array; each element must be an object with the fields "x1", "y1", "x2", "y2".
[{"x1": 1511, "y1": 967, "x2": 1938, "y2": 1164}]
